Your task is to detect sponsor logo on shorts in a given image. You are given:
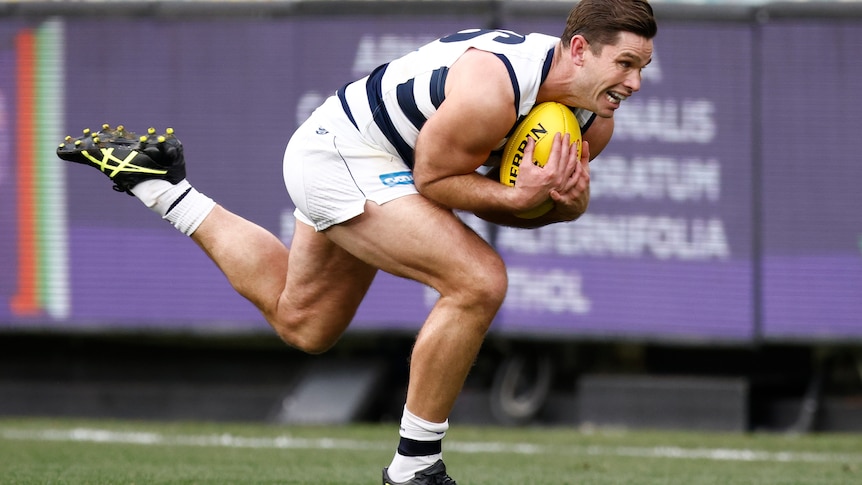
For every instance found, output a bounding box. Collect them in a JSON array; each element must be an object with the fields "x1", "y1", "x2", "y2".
[{"x1": 380, "y1": 171, "x2": 414, "y2": 187}]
